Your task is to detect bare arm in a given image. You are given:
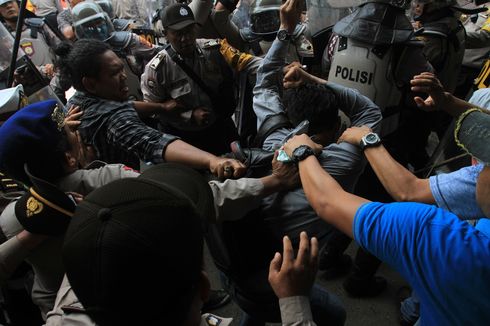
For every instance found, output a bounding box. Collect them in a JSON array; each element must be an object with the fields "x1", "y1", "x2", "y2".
[
  {"x1": 284, "y1": 135, "x2": 369, "y2": 238},
  {"x1": 338, "y1": 126, "x2": 434, "y2": 203},
  {"x1": 163, "y1": 140, "x2": 246, "y2": 179},
  {"x1": 132, "y1": 100, "x2": 185, "y2": 118}
]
